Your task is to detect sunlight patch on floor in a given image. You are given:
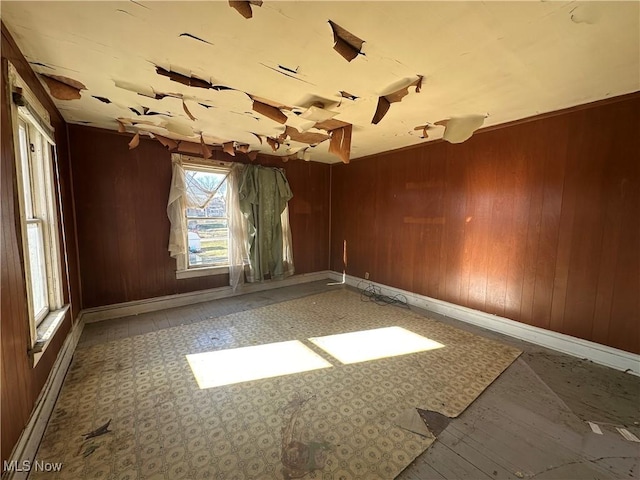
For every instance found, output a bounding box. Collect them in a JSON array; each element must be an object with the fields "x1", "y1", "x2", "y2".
[
  {"x1": 186, "y1": 340, "x2": 333, "y2": 389},
  {"x1": 309, "y1": 326, "x2": 444, "y2": 364}
]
